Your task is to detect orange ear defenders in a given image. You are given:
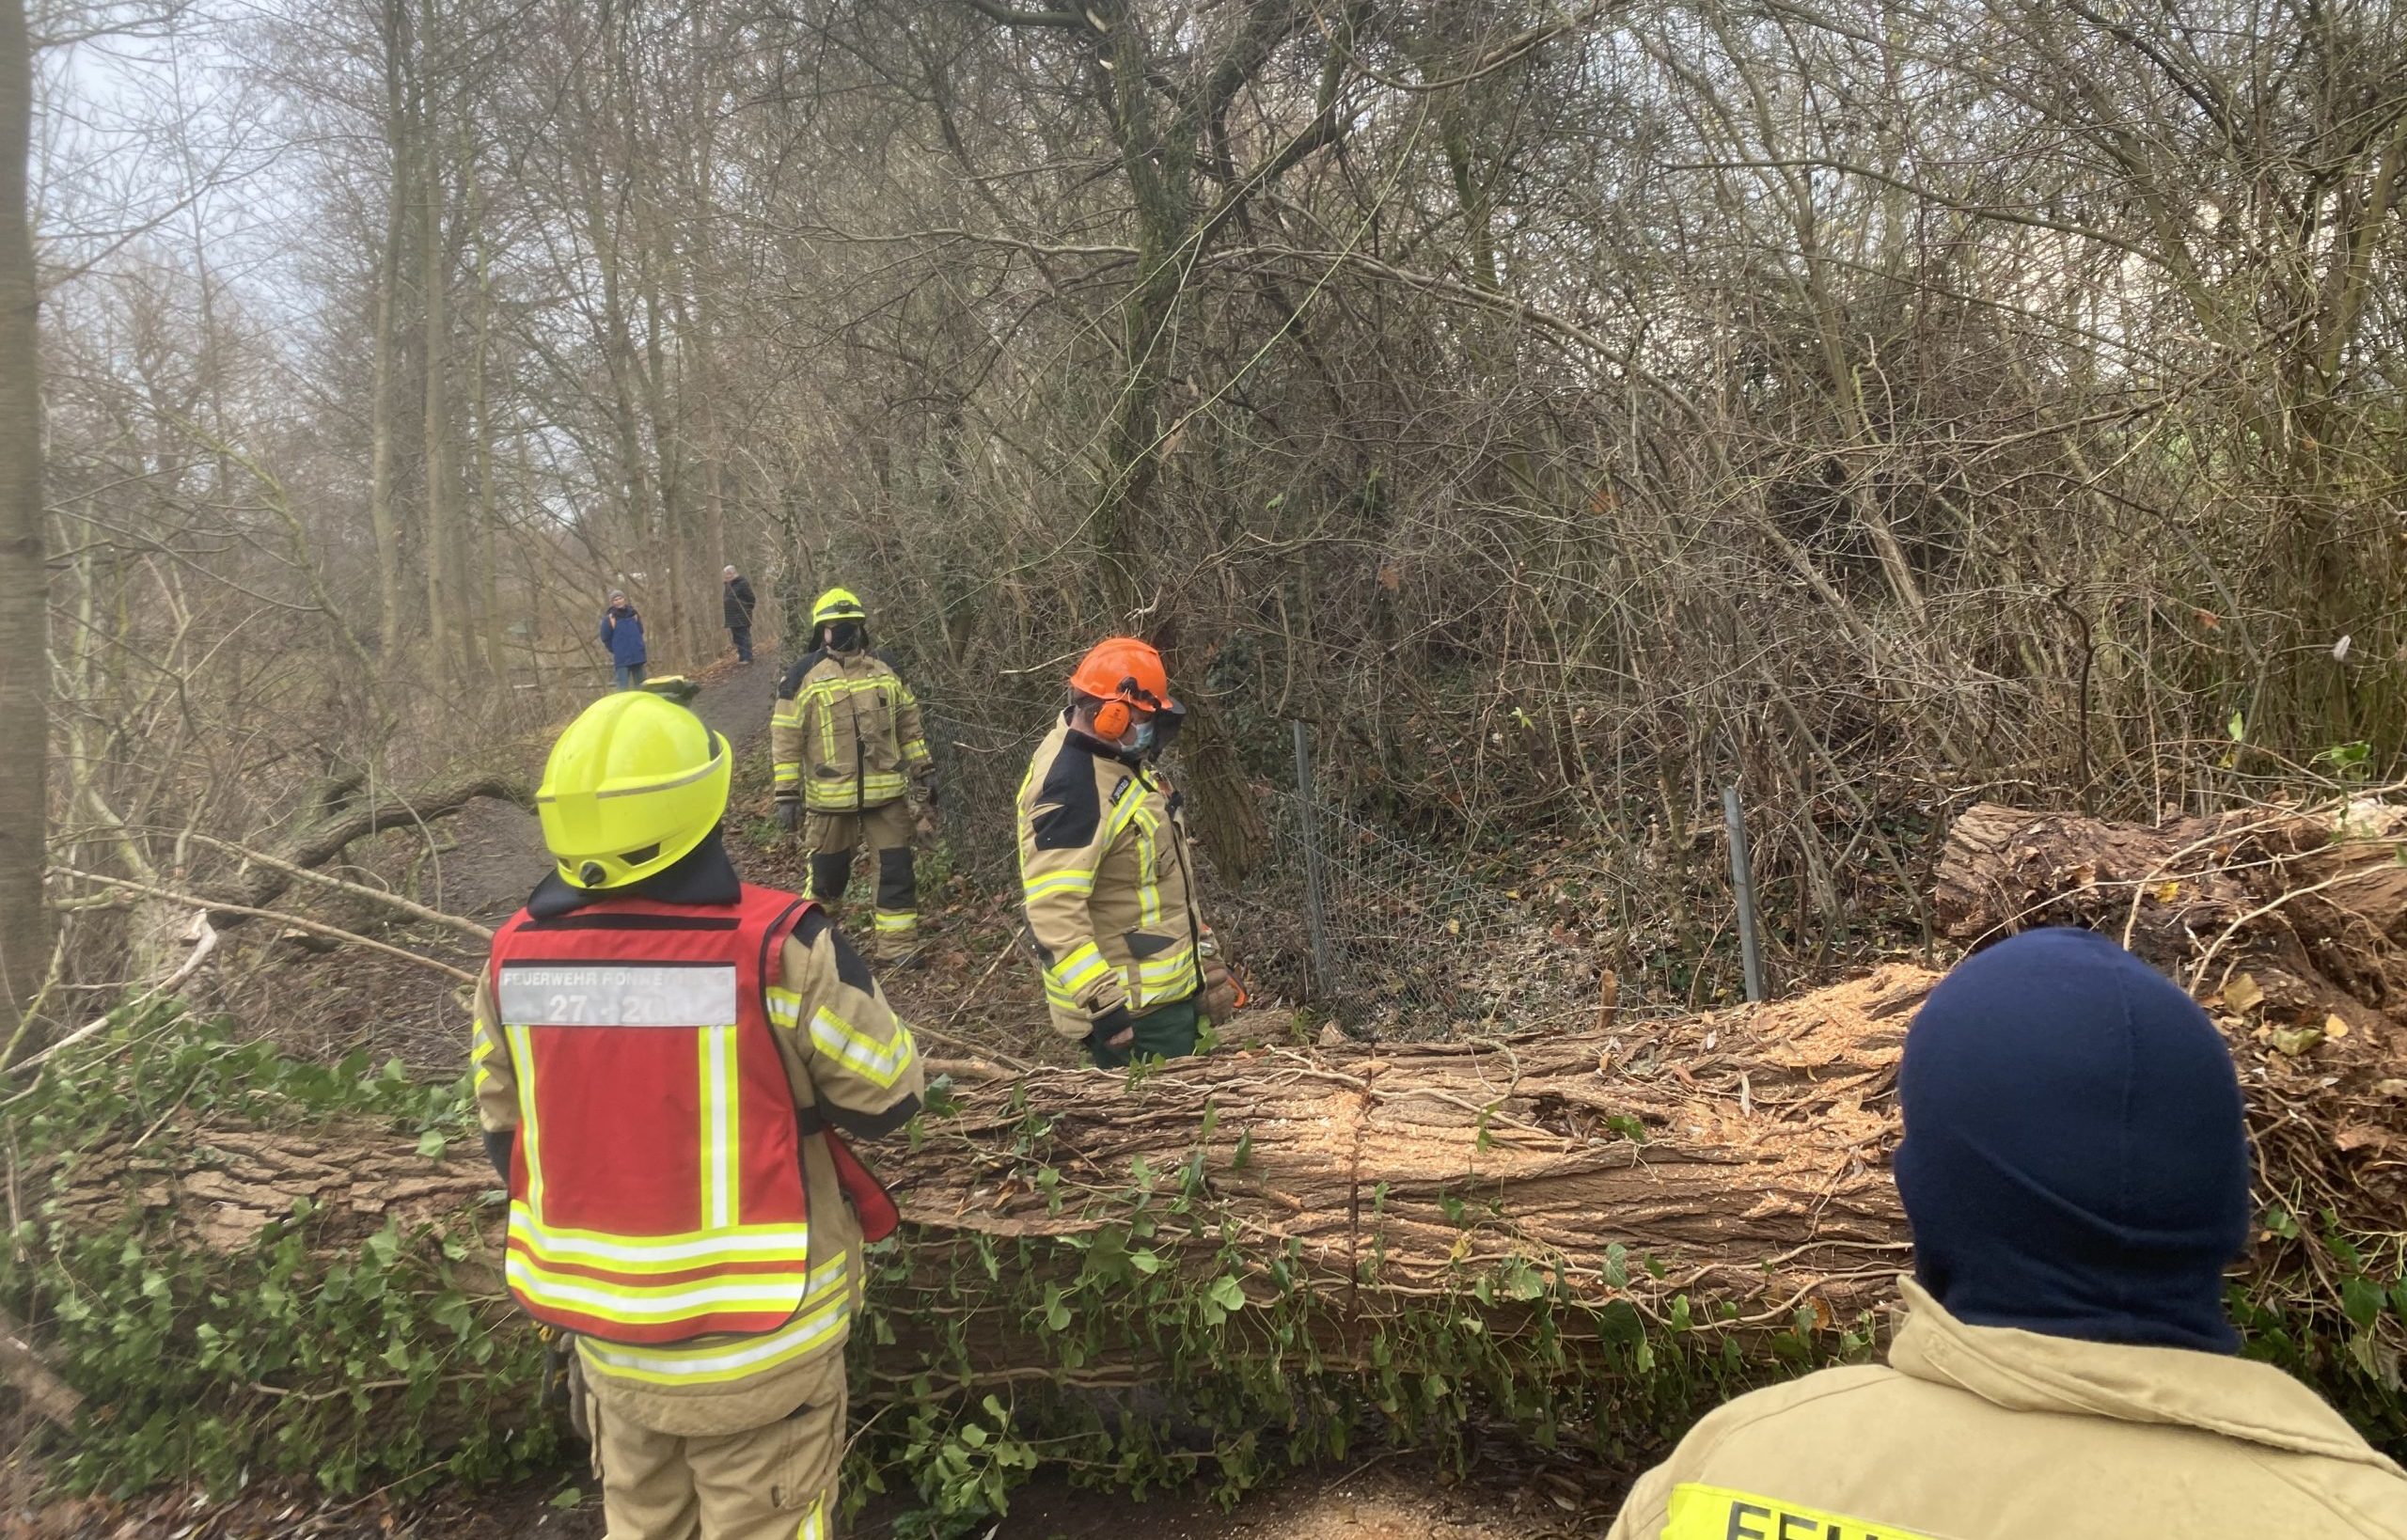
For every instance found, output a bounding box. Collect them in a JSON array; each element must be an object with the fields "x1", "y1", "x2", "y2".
[{"x1": 1070, "y1": 638, "x2": 1179, "y2": 742}]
